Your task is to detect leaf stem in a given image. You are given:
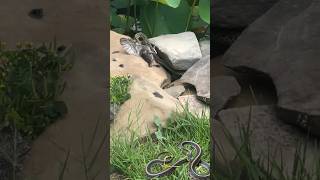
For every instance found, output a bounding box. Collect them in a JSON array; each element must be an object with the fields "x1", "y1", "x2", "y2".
[{"x1": 185, "y1": 0, "x2": 196, "y2": 32}]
